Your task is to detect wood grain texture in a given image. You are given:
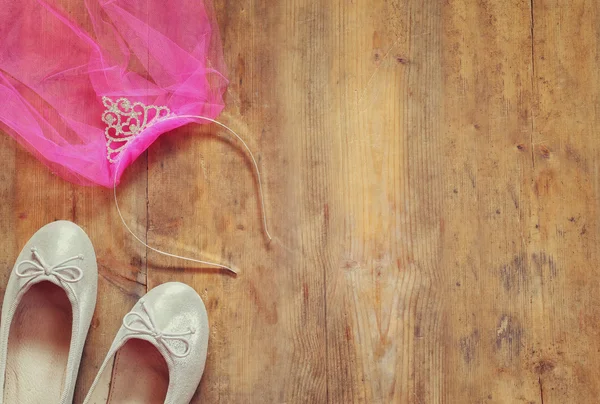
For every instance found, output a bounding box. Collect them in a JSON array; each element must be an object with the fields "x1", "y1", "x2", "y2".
[{"x1": 1, "y1": 0, "x2": 600, "y2": 403}]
